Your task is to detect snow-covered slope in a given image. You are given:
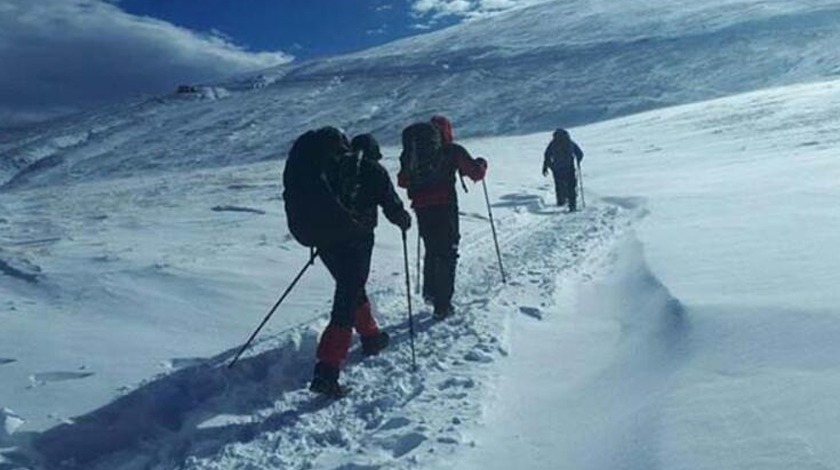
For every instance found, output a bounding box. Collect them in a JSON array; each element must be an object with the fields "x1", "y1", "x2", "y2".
[
  {"x1": 3, "y1": 1, "x2": 840, "y2": 468},
  {"x1": 2, "y1": 77, "x2": 840, "y2": 468},
  {"x1": 3, "y1": 0, "x2": 840, "y2": 189},
  {"x1": 455, "y1": 78, "x2": 840, "y2": 470}
]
